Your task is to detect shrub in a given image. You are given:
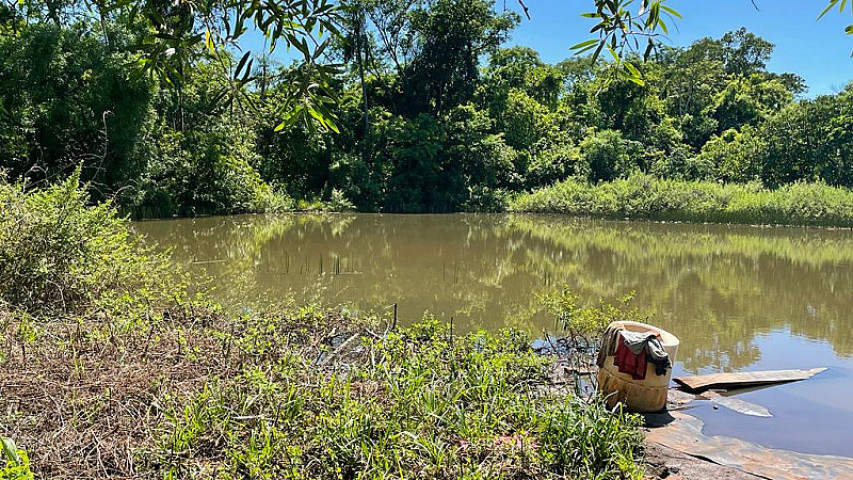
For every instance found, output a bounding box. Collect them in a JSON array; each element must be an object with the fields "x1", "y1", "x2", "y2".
[
  {"x1": 578, "y1": 130, "x2": 639, "y2": 183},
  {"x1": 462, "y1": 185, "x2": 510, "y2": 212},
  {"x1": 327, "y1": 188, "x2": 356, "y2": 212},
  {"x1": 526, "y1": 142, "x2": 582, "y2": 188},
  {"x1": 0, "y1": 169, "x2": 169, "y2": 315},
  {"x1": 128, "y1": 125, "x2": 289, "y2": 217},
  {"x1": 696, "y1": 127, "x2": 766, "y2": 183}
]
